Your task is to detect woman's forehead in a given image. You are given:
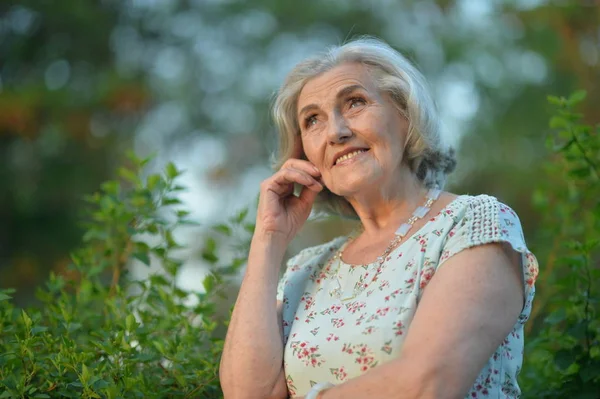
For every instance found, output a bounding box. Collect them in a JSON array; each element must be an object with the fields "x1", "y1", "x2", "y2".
[{"x1": 297, "y1": 63, "x2": 376, "y2": 112}]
